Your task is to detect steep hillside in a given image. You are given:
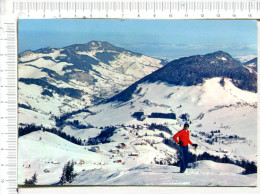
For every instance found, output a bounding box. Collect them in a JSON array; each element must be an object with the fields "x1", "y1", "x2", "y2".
[
  {"x1": 18, "y1": 41, "x2": 165, "y2": 127},
  {"x1": 107, "y1": 51, "x2": 257, "y2": 102},
  {"x1": 244, "y1": 57, "x2": 257, "y2": 72}
]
